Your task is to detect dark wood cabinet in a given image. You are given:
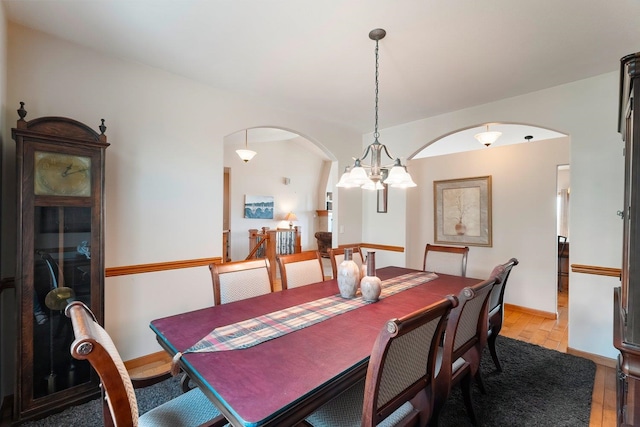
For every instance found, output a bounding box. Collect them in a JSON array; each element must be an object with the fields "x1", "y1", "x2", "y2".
[
  {"x1": 12, "y1": 103, "x2": 109, "y2": 422},
  {"x1": 615, "y1": 52, "x2": 640, "y2": 427}
]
